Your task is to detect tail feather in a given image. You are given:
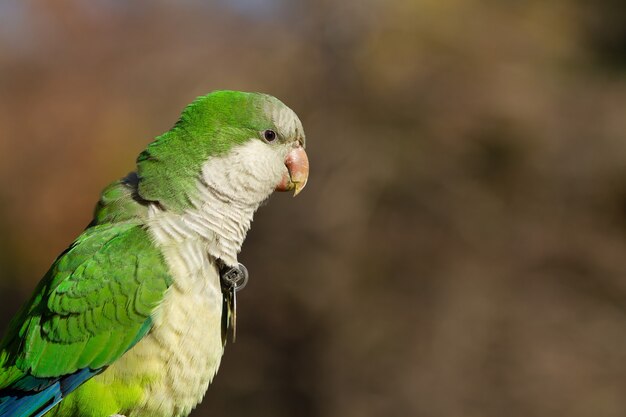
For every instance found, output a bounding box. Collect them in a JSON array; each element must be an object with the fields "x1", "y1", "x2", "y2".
[
  {"x1": 0, "y1": 368, "x2": 102, "y2": 417},
  {"x1": 0, "y1": 383, "x2": 60, "y2": 417}
]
